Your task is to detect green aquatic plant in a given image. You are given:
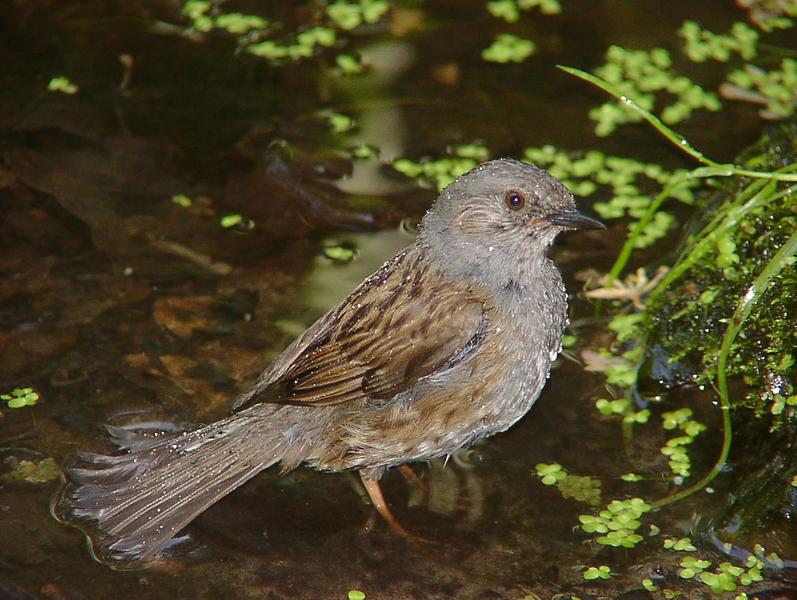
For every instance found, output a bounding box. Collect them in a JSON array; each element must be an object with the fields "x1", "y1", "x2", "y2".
[
  {"x1": 486, "y1": 0, "x2": 561, "y2": 23},
  {"x1": 659, "y1": 409, "x2": 706, "y2": 480},
  {"x1": 578, "y1": 497, "x2": 651, "y2": 548},
  {"x1": 349, "y1": 142, "x2": 379, "y2": 159},
  {"x1": 181, "y1": 0, "x2": 388, "y2": 66},
  {"x1": 328, "y1": 0, "x2": 389, "y2": 31},
  {"x1": 182, "y1": 1, "x2": 270, "y2": 34},
  {"x1": 2, "y1": 387, "x2": 39, "y2": 409},
  {"x1": 323, "y1": 245, "x2": 357, "y2": 263},
  {"x1": 535, "y1": 462, "x2": 567, "y2": 485},
  {"x1": 582, "y1": 565, "x2": 612, "y2": 580},
  {"x1": 585, "y1": 45, "x2": 721, "y2": 136},
  {"x1": 47, "y1": 76, "x2": 78, "y2": 95},
  {"x1": 219, "y1": 214, "x2": 255, "y2": 231},
  {"x1": 214, "y1": 12, "x2": 270, "y2": 34},
  {"x1": 324, "y1": 111, "x2": 356, "y2": 133},
  {"x1": 482, "y1": 34, "x2": 536, "y2": 63},
  {"x1": 623, "y1": 409, "x2": 650, "y2": 425},
  {"x1": 679, "y1": 21, "x2": 759, "y2": 62},
  {"x1": 534, "y1": 463, "x2": 601, "y2": 505},
  {"x1": 642, "y1": 578, "x2": 658, "y2": 592},
  {"x1": 594, "y1": 398, "x2": 630, "y2": 417},
  {"x1": 519, "y1": 0, "x2": 561, "y2": 14},
  {"x1": 678, "y1": 556, "x2": 712, "y2": 579},
  {"x1": 725, "y1": 58, "x2": 797, "y2": 119},
  {"x1": 536, "y1": 463, "x2": 567, "y2": 485},
  {"x1": 336, "y1": 53, "x2": 365, "y2": 75},
  {"x1": 745, "y1": 0, "x2": 797, "y2": 31},
  {"x1": 486, "y1": 0, "x2": 523, "y2": 22},
  {"x1": 583, "y1": 14, "x2": 796, "y2": 134},
  {"x1": 584, "y1": 15, "x2": 796, "y2": 134},
  {"x1": 220, "y1": 214, "x2": 243, "y2": 228},
  {"x1": 677, "y1": 557, "x2": 763, "y2": 594},
  {"x1": 171, "y1": 194, "x2": 193, "y2": 208},
  {"x1": 247, "y1": 27, "x2": 337, "y2": 62},
  {"x1": 182, "y1": 0, "x2": 213, "y2": 31},
  {"x1": 678, "y1": 19, "x2": 797, "y2": 119},
  {"x1": 663, "y1": 537, "x2": 697, "y2": 552},
  {"x1": 393, "y1": 144, "x2": 491, "y2": 190},
  {"x1": 558, "y1": 475, "x2": 601, "y2": 506}
]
